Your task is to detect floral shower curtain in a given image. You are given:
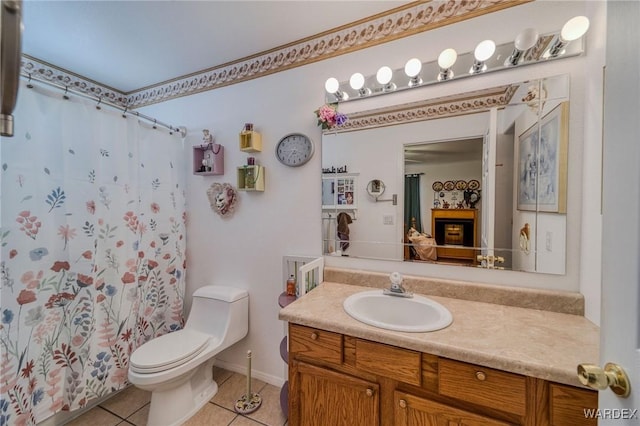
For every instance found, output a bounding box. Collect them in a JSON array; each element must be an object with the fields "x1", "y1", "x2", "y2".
[{"x1": 0, "y1": 83, "x2": 187, "y2": 425}]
